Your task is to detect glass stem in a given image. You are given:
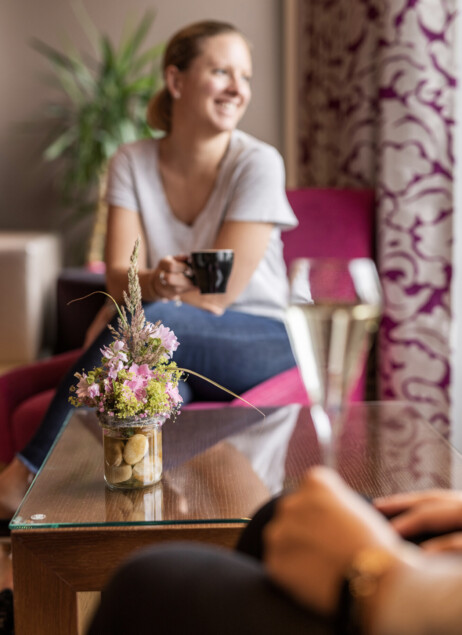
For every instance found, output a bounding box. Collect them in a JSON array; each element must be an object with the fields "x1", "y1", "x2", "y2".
[{"x1": 310, "y1": 404, "x2": 337, "y2": 469}]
